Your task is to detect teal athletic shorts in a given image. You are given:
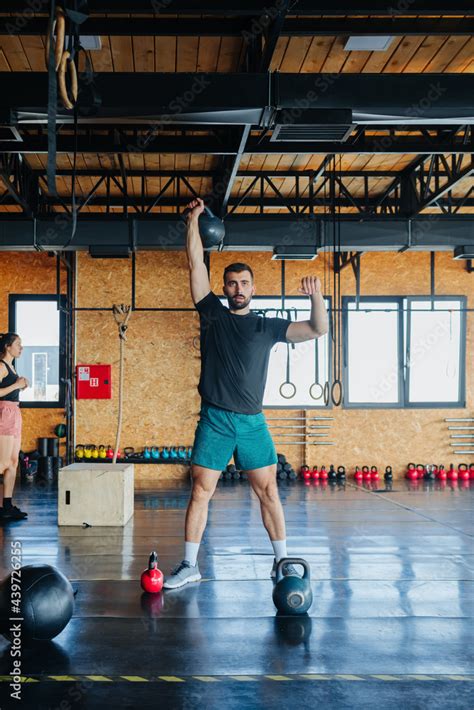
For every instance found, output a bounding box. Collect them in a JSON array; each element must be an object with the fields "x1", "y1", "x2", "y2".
[{"x1": 191, "y1": 402, "x2": 277, "y2": 472}]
